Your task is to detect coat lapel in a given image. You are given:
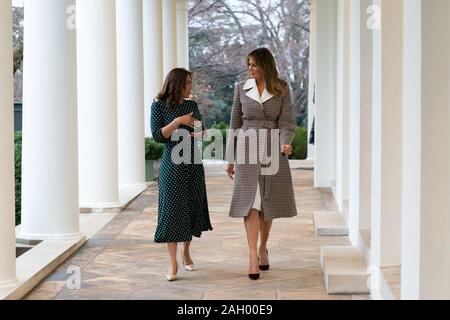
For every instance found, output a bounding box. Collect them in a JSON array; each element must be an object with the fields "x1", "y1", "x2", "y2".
[
  {"x1": 260, "y1": 88, "x2": 275, "y2": 104},
  {"x1": 243, "y1": 79, "x2": 275, "y2": 107},
  {"x1": 243, "y1": 79, "x2": 261, "y2": 106}
]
